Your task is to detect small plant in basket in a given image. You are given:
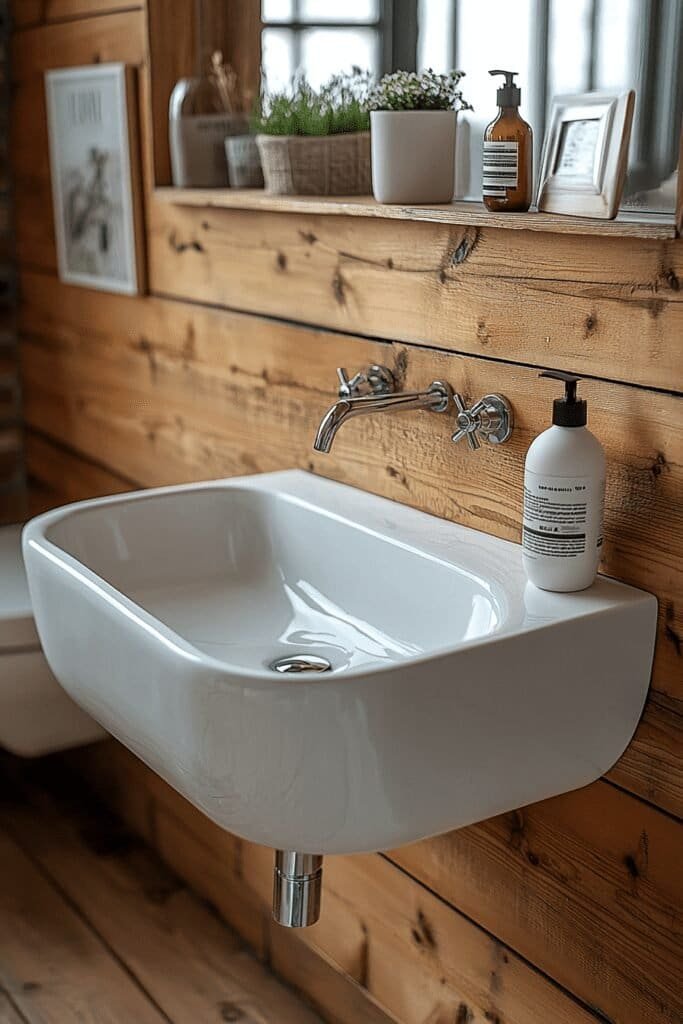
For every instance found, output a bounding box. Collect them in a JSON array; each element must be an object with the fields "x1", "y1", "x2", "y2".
[{"x1": 254, "y1": 69, "x2": 373, "y2": 195}]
